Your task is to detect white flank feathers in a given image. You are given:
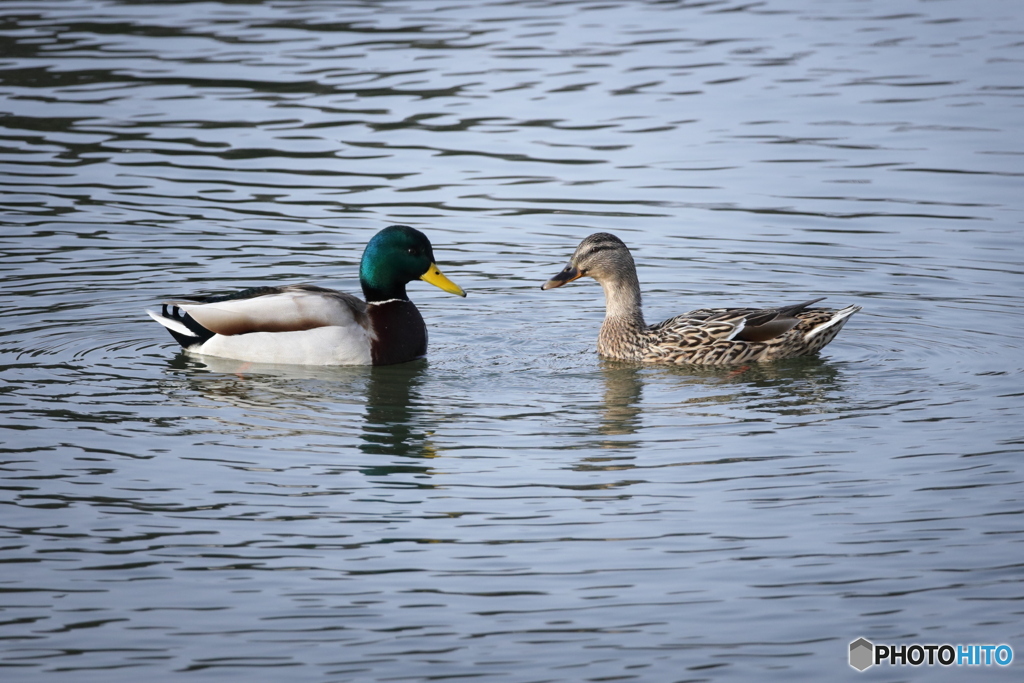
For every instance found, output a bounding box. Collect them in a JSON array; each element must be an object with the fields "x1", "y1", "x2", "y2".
[{"x1": 195, "y1": 326, "x2": 373, "y2": 365}]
